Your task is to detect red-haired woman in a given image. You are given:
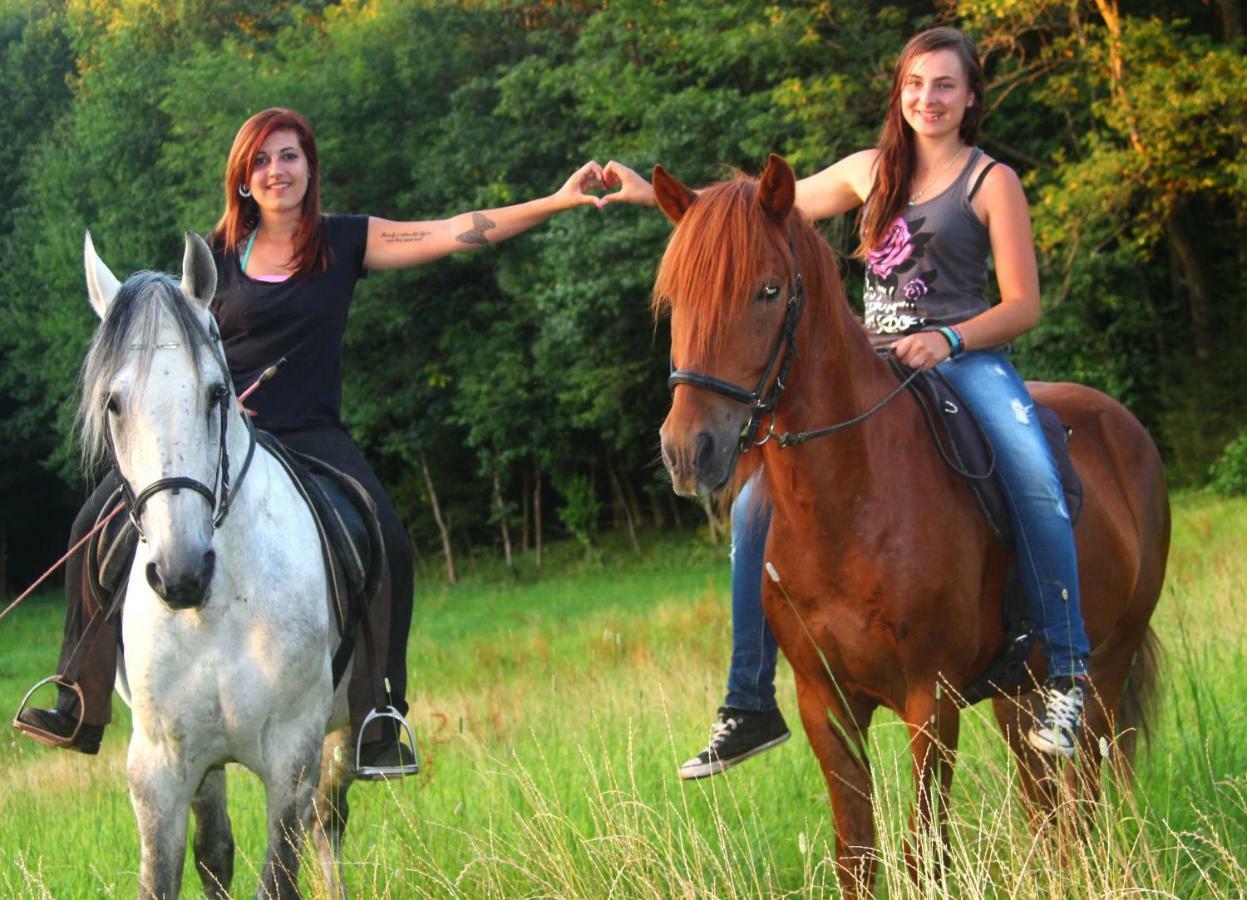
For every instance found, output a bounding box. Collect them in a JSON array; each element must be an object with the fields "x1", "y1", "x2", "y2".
[
  {"x1": 603, "y1": 27, "x2": 1091, "y2": 776},
  {"x1": 17, "y1": 108, "x2": 605, "y2": 776}
]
